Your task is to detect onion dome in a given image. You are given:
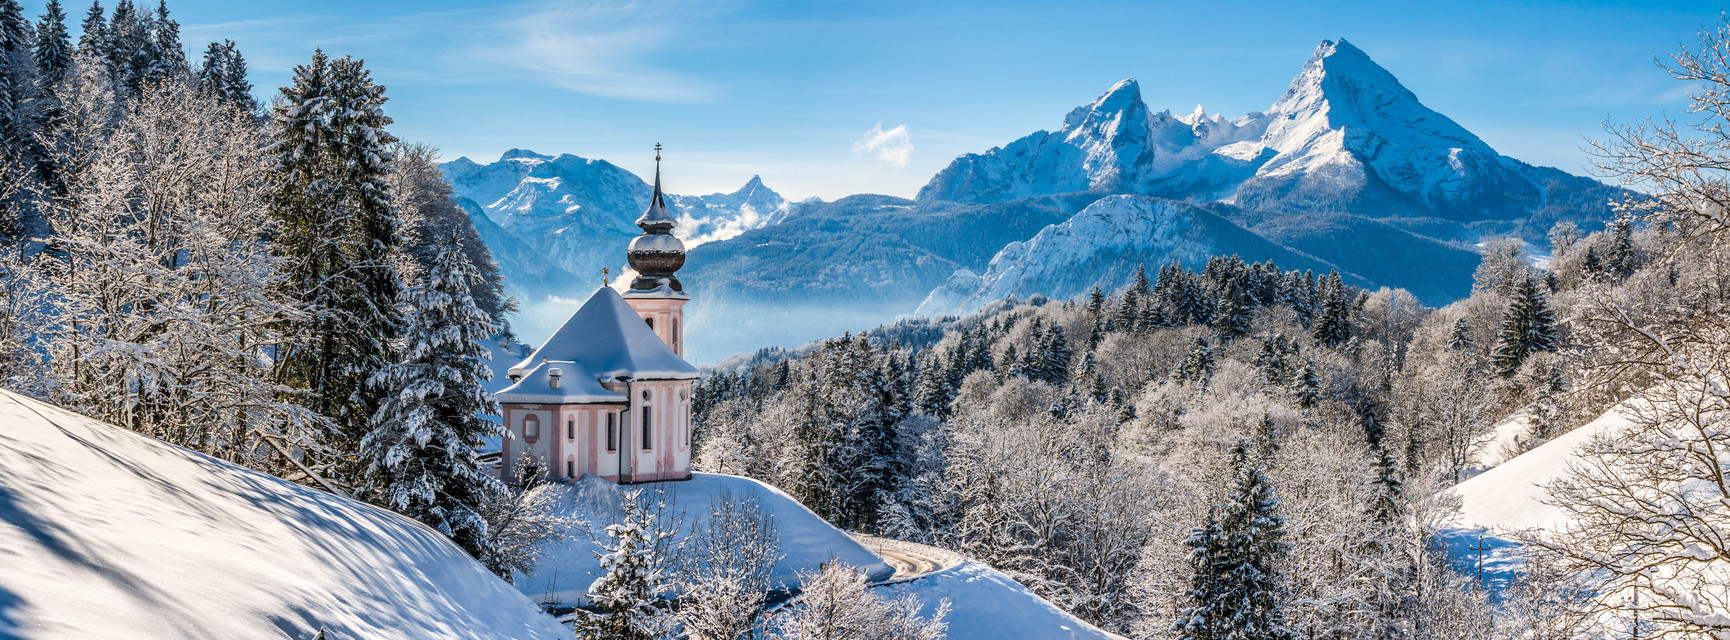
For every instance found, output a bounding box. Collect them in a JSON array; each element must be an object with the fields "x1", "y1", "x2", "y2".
[{"x1": 628, "y1": 146, "x2": 686, "y2": 292}]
